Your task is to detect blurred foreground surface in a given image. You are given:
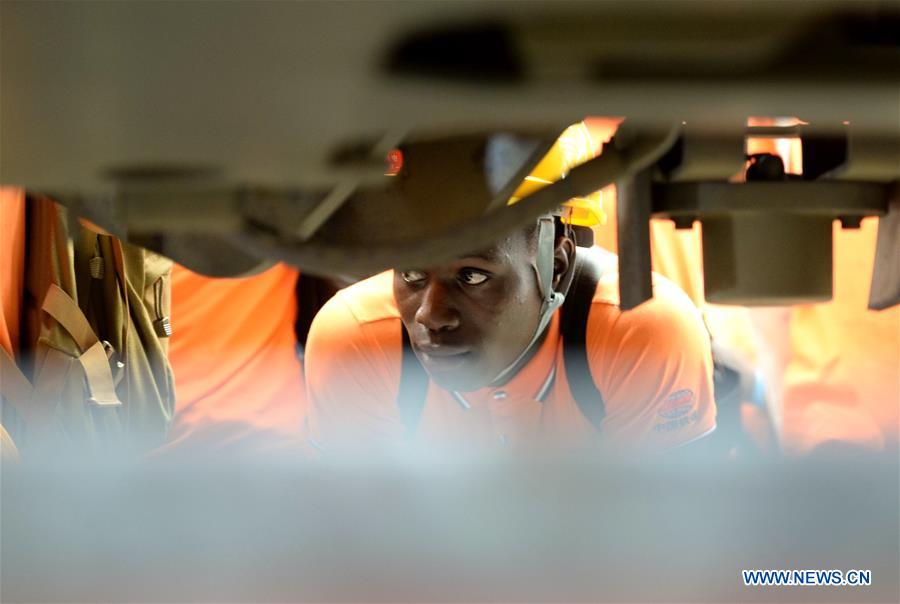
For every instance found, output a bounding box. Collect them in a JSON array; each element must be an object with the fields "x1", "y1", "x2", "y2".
[{"x1": 2, "y1": 455, "x2": 898, "y2": 603}]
